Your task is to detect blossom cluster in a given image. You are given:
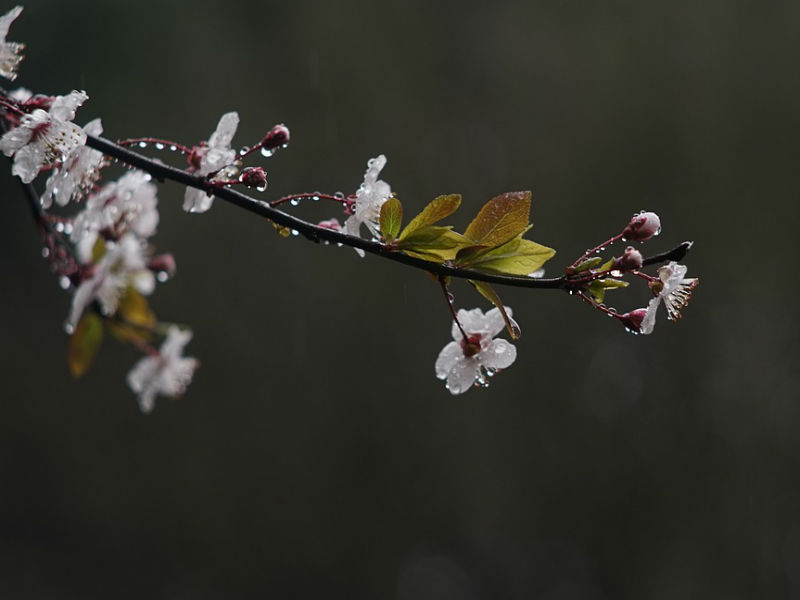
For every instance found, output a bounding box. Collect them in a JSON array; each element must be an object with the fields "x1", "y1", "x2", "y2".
[{"x1": 0, "y1": 7, "x2": 197, "y2": 412}]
